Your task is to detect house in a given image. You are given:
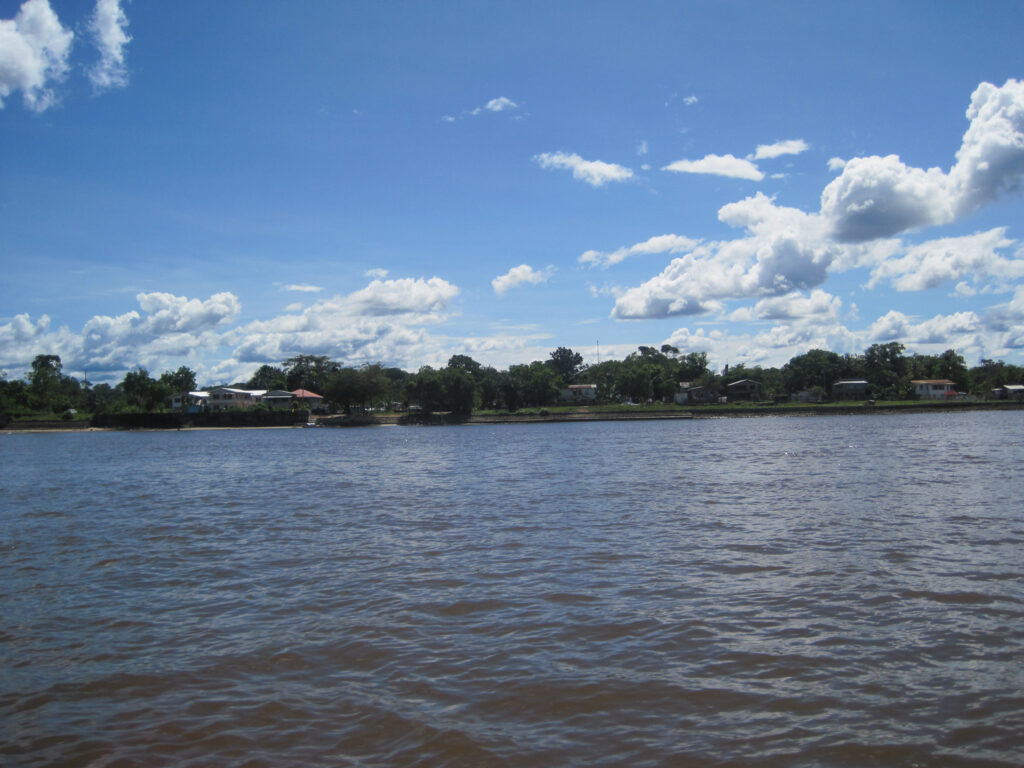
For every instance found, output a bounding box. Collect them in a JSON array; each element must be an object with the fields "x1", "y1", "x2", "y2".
[
  {"x1": 291, "y1": 389, "x2": 325, "y2": 412},
  {"x1": 207, "y1": 387, "x2": 264, "y2": 411},
  {"x1": 911, "y1": 379, "x2": 956, "y2": 399},
  {"x1": 262, "y1": 389, "x2": 296, "y2": 410},
  {"x1": 832, "y1": 380, "x2": 868, "y2": 400},
  {"x1": 992, "y1": 384, "x2": 1024, "y2": 401},
  {"x1": 559, "y1": 384, "x2": 597, "y2": 402},
  {"x1": 725, "y1": 379, "x2": 761, "y2": 401},
  {"x1": 676, "y1": 384, "x2": 716, "y2": 404},
  {"x1": 171, "y1": 390, "x2": 210, "y2": 413}
]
